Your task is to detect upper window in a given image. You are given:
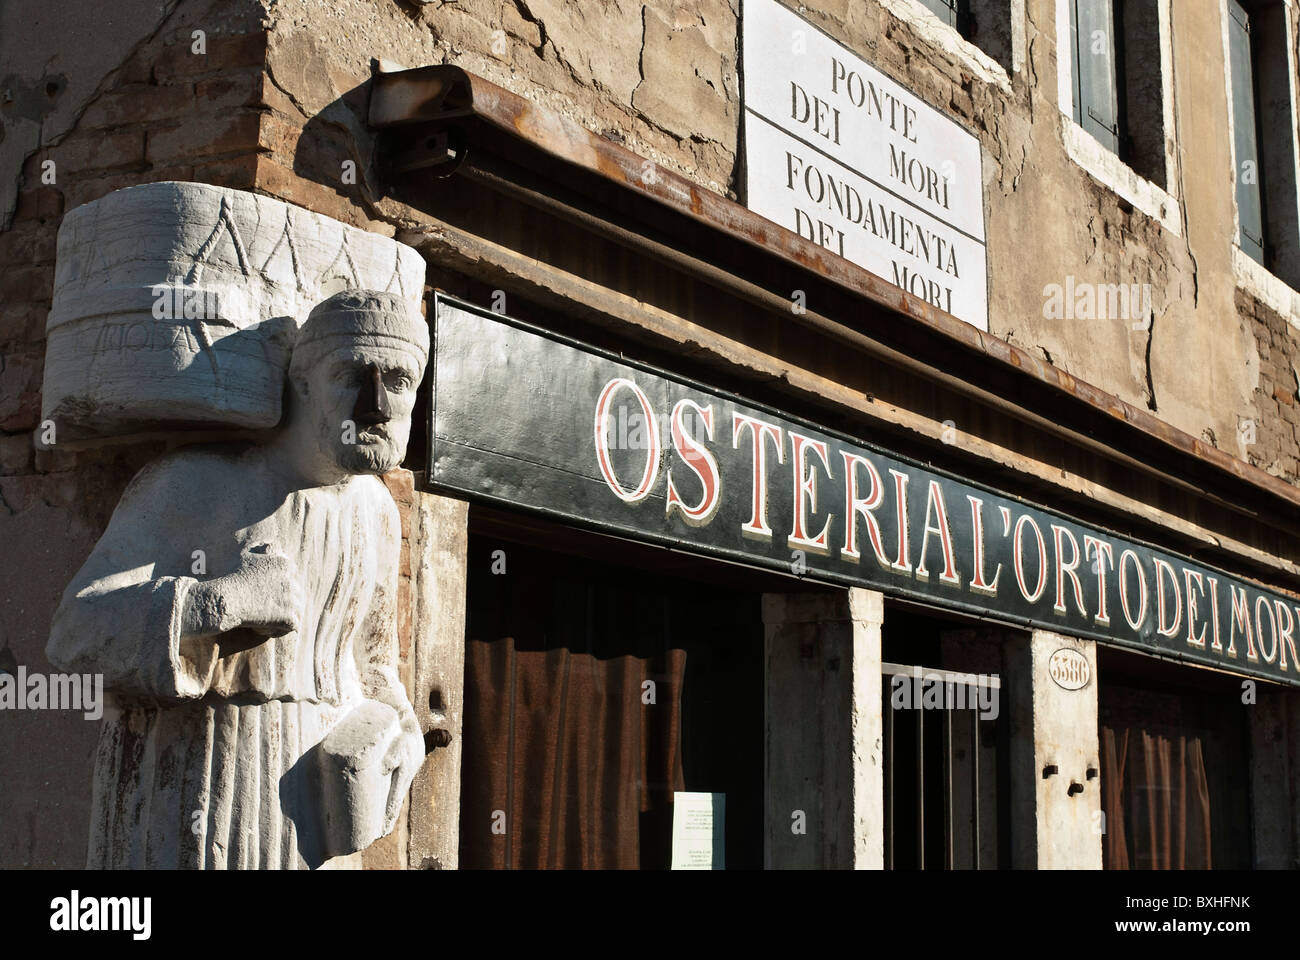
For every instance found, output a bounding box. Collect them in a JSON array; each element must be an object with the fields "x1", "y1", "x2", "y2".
[
  {"x1": 1067, "y1": 0, "x2": 1169, "y2": 188},
  {"x1": 1225, "y1": 0, "x2": 1300, "y2": 289},
  {"x1": 1228, "y1": 1, "x2": 1265, "y2": 264},
  {"x1": 902, "y1": 0, "x2": 1021, "y2": 77},
  {"x1": 917, "y1": 0, "x2": 961, "y2": 27},
  {"x1": 1069, "y1": 0, "x2": 1120, "y2": 152}
]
